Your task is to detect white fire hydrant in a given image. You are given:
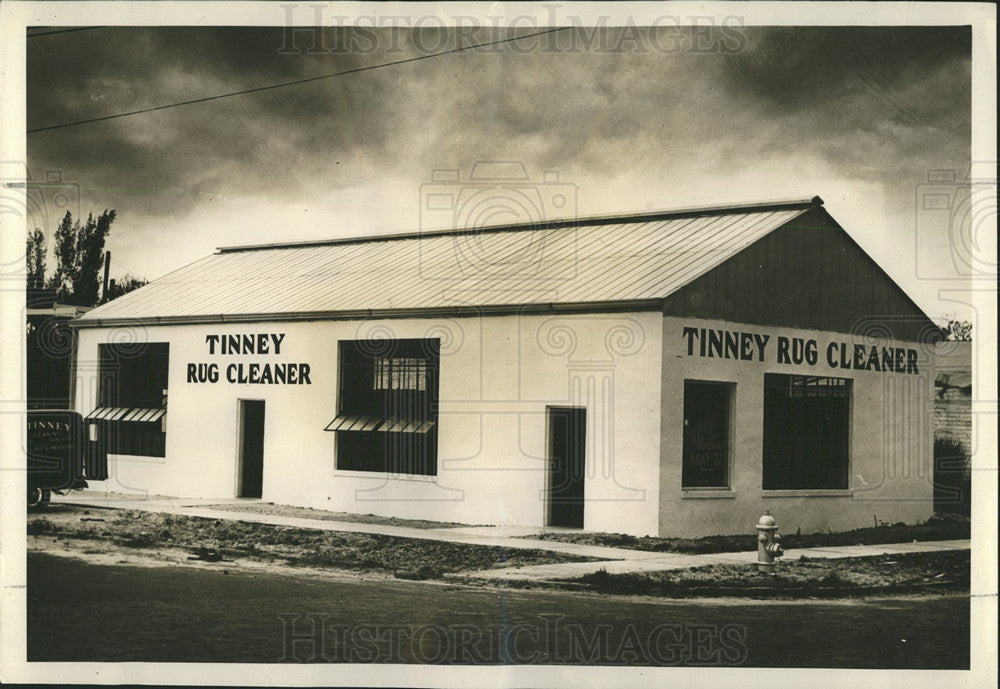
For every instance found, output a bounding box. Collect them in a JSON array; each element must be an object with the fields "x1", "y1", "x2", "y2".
[{"x1": 756, "y1": 511, "x2": 784, "y2": 573}]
